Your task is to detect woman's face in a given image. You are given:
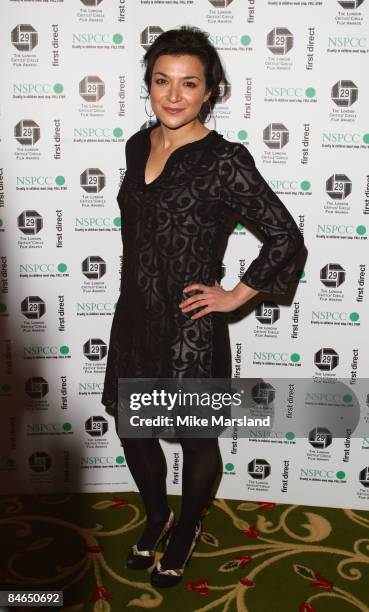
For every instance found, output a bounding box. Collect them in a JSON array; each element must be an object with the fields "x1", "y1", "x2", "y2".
[{"x1": 149, "y1": 54, "x2": 211, "y2": 129}]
